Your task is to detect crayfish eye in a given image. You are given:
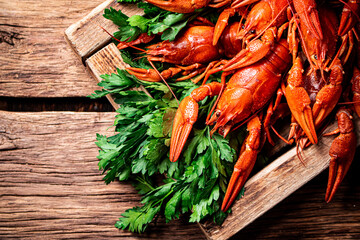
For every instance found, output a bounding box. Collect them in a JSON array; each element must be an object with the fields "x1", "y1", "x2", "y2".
[
  {"x1": 241, "y1": 25, "x2": 245, "y2": 29},
  {"x1": 314, "y1": 55, "x2": 318, "y2": 60},
  {"x1": 216, "y1": 111, "x2": 221, "y2": 117},
  {"x1": 250, "y1": 29, "x2": 255, "y2": 34}
]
